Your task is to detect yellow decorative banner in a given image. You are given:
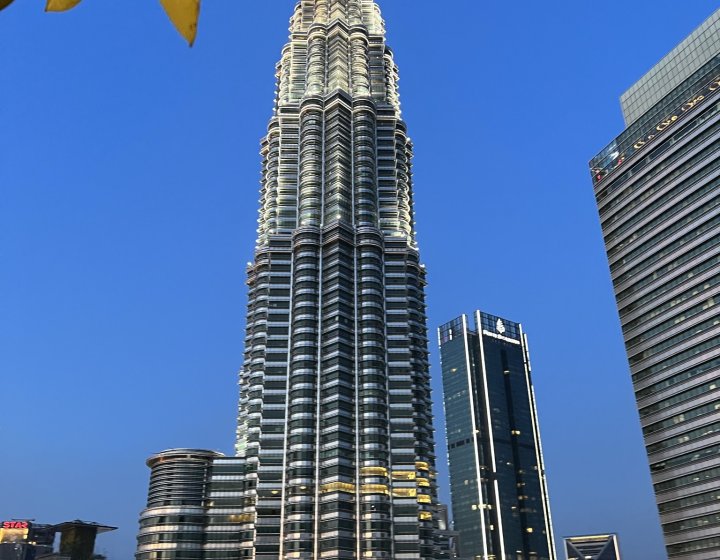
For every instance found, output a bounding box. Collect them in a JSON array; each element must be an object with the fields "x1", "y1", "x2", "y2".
[{"x1": 159, "y1": 0, "x2": 200, "y2": 47}]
